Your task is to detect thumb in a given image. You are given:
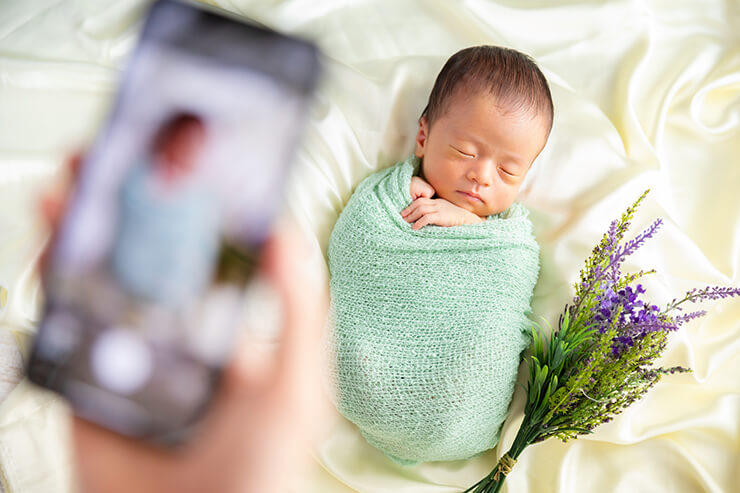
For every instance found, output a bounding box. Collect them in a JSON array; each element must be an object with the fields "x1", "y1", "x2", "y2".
[
  {"x1": 260, "y1": 222, "x2": 327, "y2": 389},
  {"x1": 221, "y1": 329, "x2": 275, "y2": 396}
]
